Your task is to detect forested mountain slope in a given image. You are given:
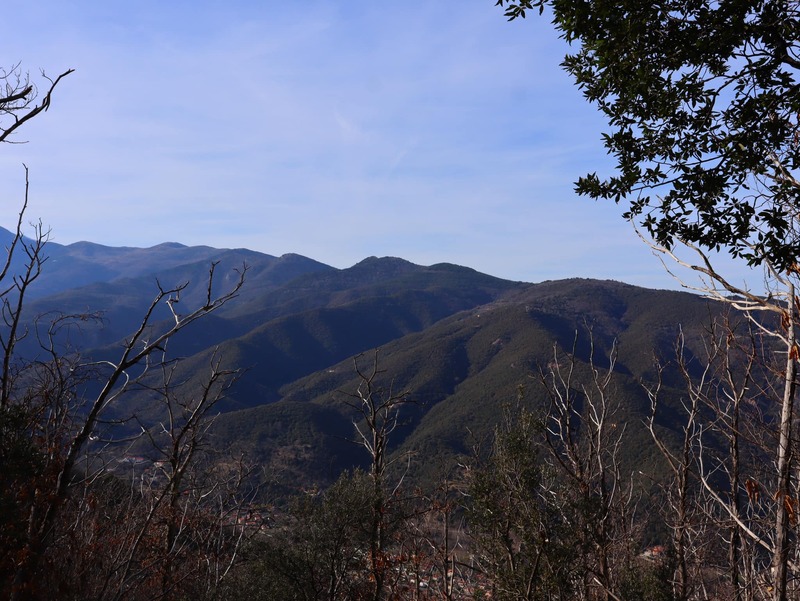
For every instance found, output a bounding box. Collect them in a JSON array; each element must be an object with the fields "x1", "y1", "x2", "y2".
[{"x1": 12, "y1": 229, "x2": 726, "y2": 492}]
